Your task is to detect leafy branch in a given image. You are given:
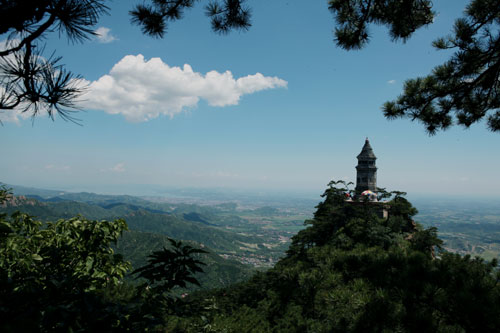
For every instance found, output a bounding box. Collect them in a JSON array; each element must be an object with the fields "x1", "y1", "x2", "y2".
[{"x1": 133, "y1": 238, "x2": 207, "y2": 293}]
